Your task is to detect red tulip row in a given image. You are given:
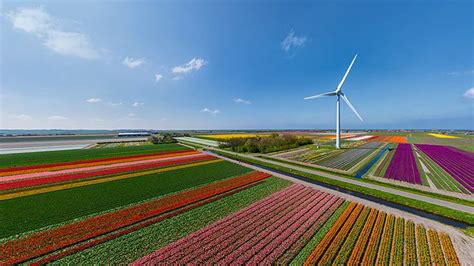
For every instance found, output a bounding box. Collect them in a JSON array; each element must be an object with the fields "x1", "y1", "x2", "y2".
[
  {"x1": 0, "y1": 154, "x2": 215, "y2": 191},
  {"x1": 0, "y1": 149, "x2": 194, "y2": 175},
  {"x1": 133, "y1": 185, "x2": 342, "y2": 265},
  {"x1": 0, "y1": 171, "x2": 271, "y2": 264},
  {"x1": 31, "y1": 180, "x2": 265, "y2": 265}
]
